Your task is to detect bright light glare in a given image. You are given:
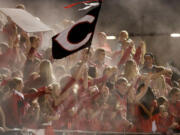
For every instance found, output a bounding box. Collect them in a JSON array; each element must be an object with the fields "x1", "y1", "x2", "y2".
[
  {"x1": 107, "y1": 36, "x2": 116, "y2": 40},
  {"x1": 73, "y1": 84, "x2": 79, "y2": 94},
  {"x1": 170, "y1": 33, "x2": 180, "y2": 38}
]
